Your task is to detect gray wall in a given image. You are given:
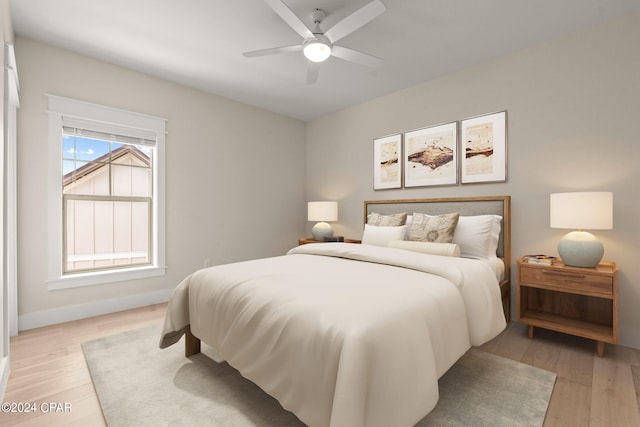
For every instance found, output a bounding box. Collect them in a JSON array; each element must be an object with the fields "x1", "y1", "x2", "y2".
[
  {"x1": 306, "y1": 13, "x2": 640, "y2": 349},
  {"x1": 15, "y1": 37, "x2": 307, "y2": 327}
]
